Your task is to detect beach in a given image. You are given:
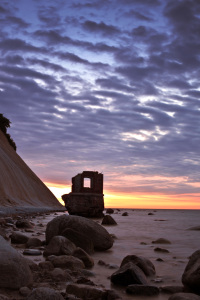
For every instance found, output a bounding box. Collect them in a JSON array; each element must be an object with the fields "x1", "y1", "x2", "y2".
[{"x1": 1, "y1": 208, "x2": 200, "y2": 299}]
